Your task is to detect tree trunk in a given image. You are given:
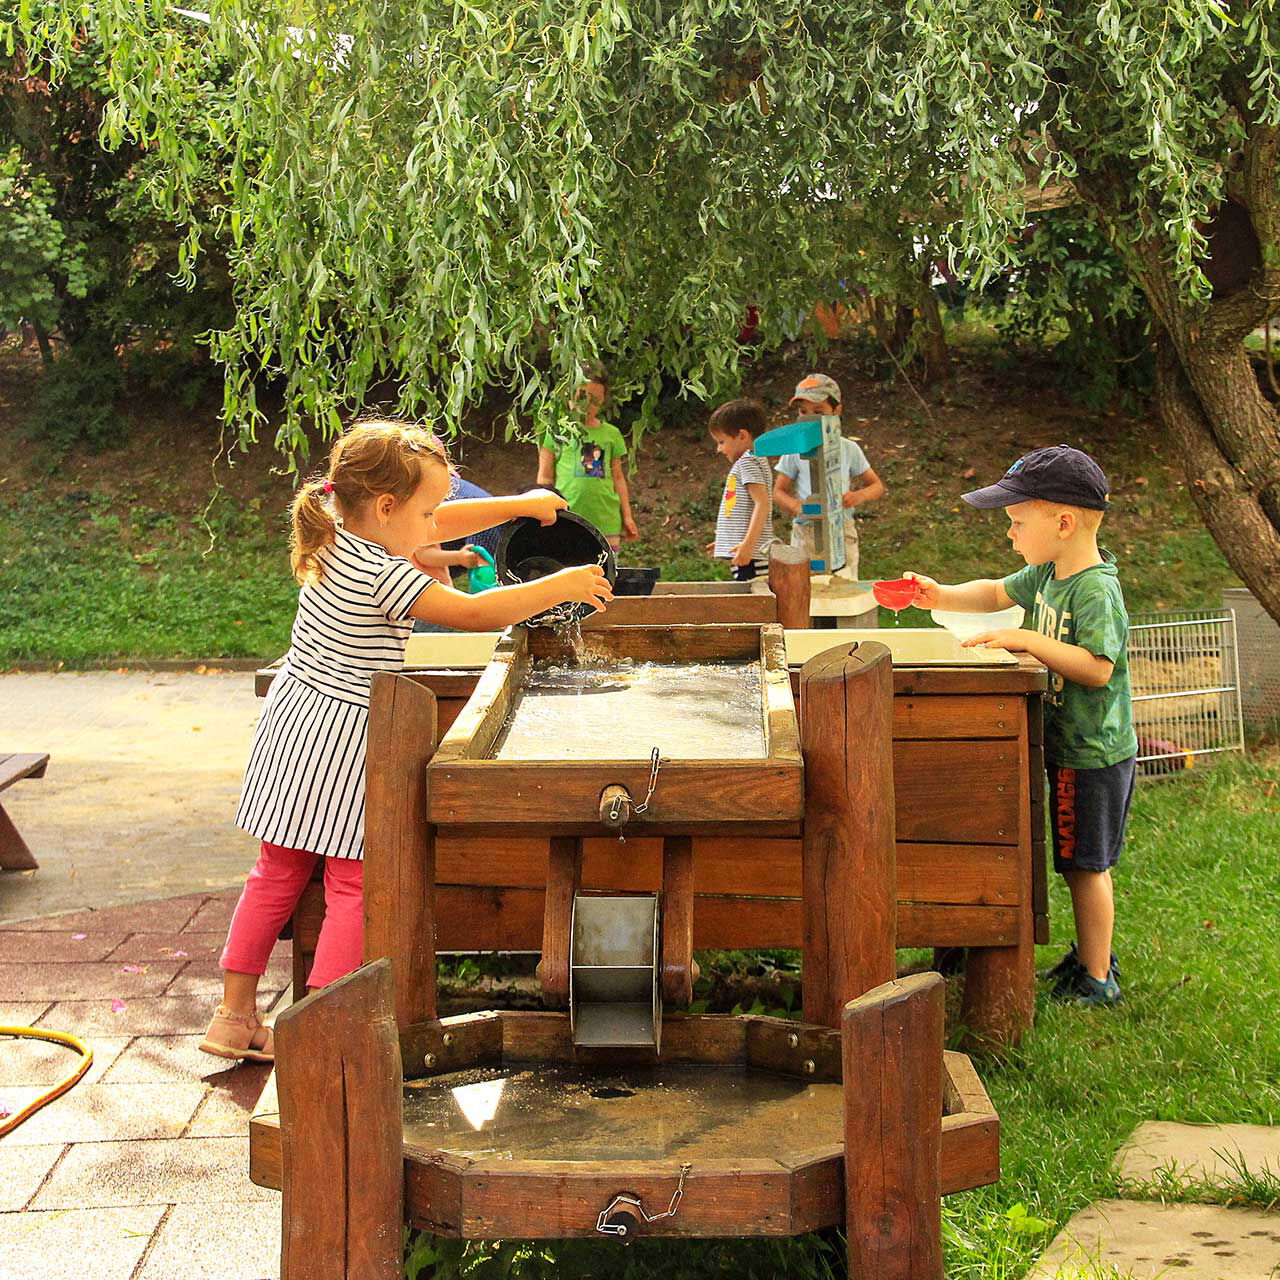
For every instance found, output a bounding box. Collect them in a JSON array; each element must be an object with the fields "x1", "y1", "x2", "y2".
[
  {"x1": 916, "y1": 271, "x2": 948, "y2": 385},
  {"x1": 1154, "y1": 336, "x2": 1280, "y2": 623}
]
